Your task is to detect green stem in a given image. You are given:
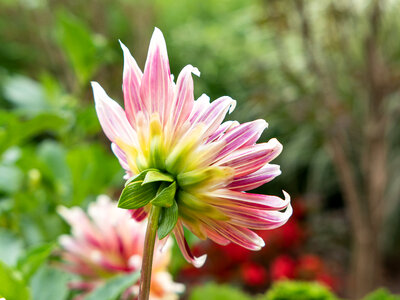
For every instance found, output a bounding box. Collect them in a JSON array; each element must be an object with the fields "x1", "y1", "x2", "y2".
[{"x1": 138, "y1": 205, "x2": 161, "y2": 300}]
